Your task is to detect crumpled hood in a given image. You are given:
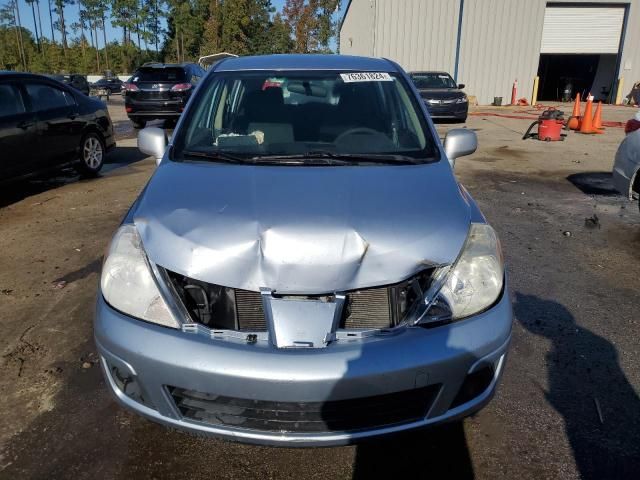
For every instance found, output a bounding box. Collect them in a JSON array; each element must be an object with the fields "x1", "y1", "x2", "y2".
[{"x1": 134, "y1": 160, "x2": 471, "y2": 293}]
